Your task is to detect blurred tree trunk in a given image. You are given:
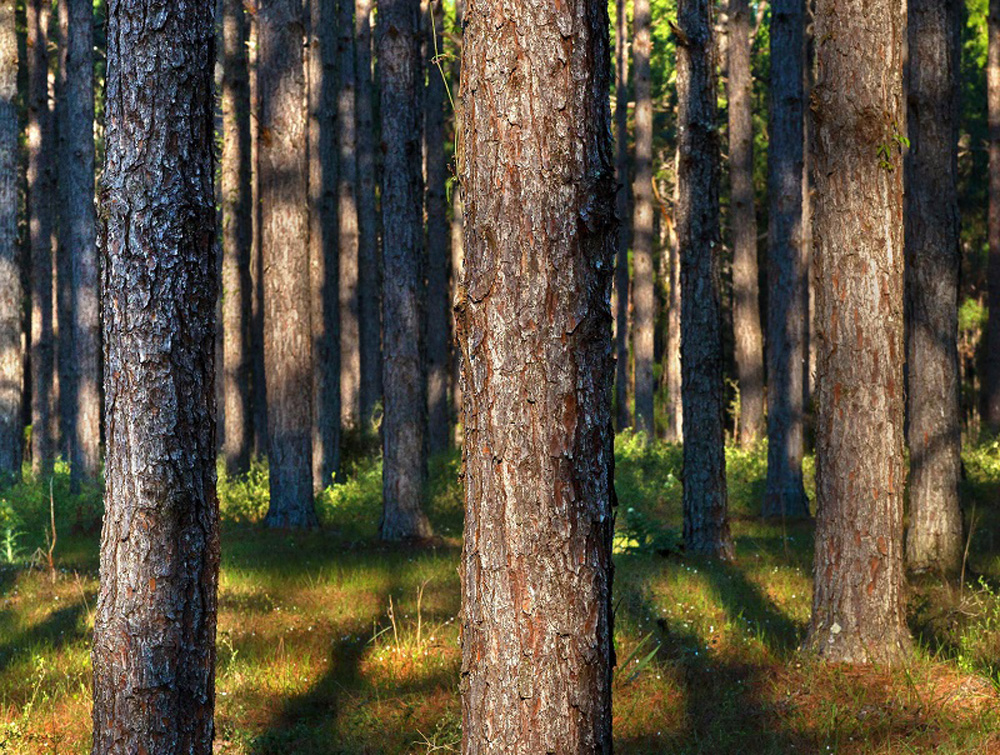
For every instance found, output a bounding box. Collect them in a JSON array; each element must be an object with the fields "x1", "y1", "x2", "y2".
[
  {"x1": 677, "y1": 0, "x2": 733, "y2": 558},
  {"x1": 259, "y1": 0, "x2": 317, "y2": 527},
  {"x1": 985, "y1": 0, "x2": 1000, "y2": 432},
  {"x1": 91, "y1": 2, "x2": 219, "y2": 751},
  {"x1": 763, "y1": 0, "x2": 809, "y2": 518},
  {"x1": 54, "y1": 0, "x2": 69, "y2": 465},
  {"x1": 805, "y1": 0, "x2": 910, "y2": 664},
  {"x1": 449, "y1": 3, "x2": 464, "y2": 445},
  {"x1": 249, "y1": 10, "x2": 268, "y2": 461},
  {"x1": 728, "y1": 0, "x2": 764, "y2": 446},
  {"x1": 458, "y1": 0, "x2": 616, "y2": 745},
  {"x1": 379, "y1": 0, "x2": 431, "y2": 540},
  {"x1": 614, "y1": 0, "x2": 631, "y2": 432},
  {"x1": 664, "y1": 146, "x2": 683, "y2": 443},
  {"x1": 904, "y1": 0, "x2": 962, "y2": 576}
]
